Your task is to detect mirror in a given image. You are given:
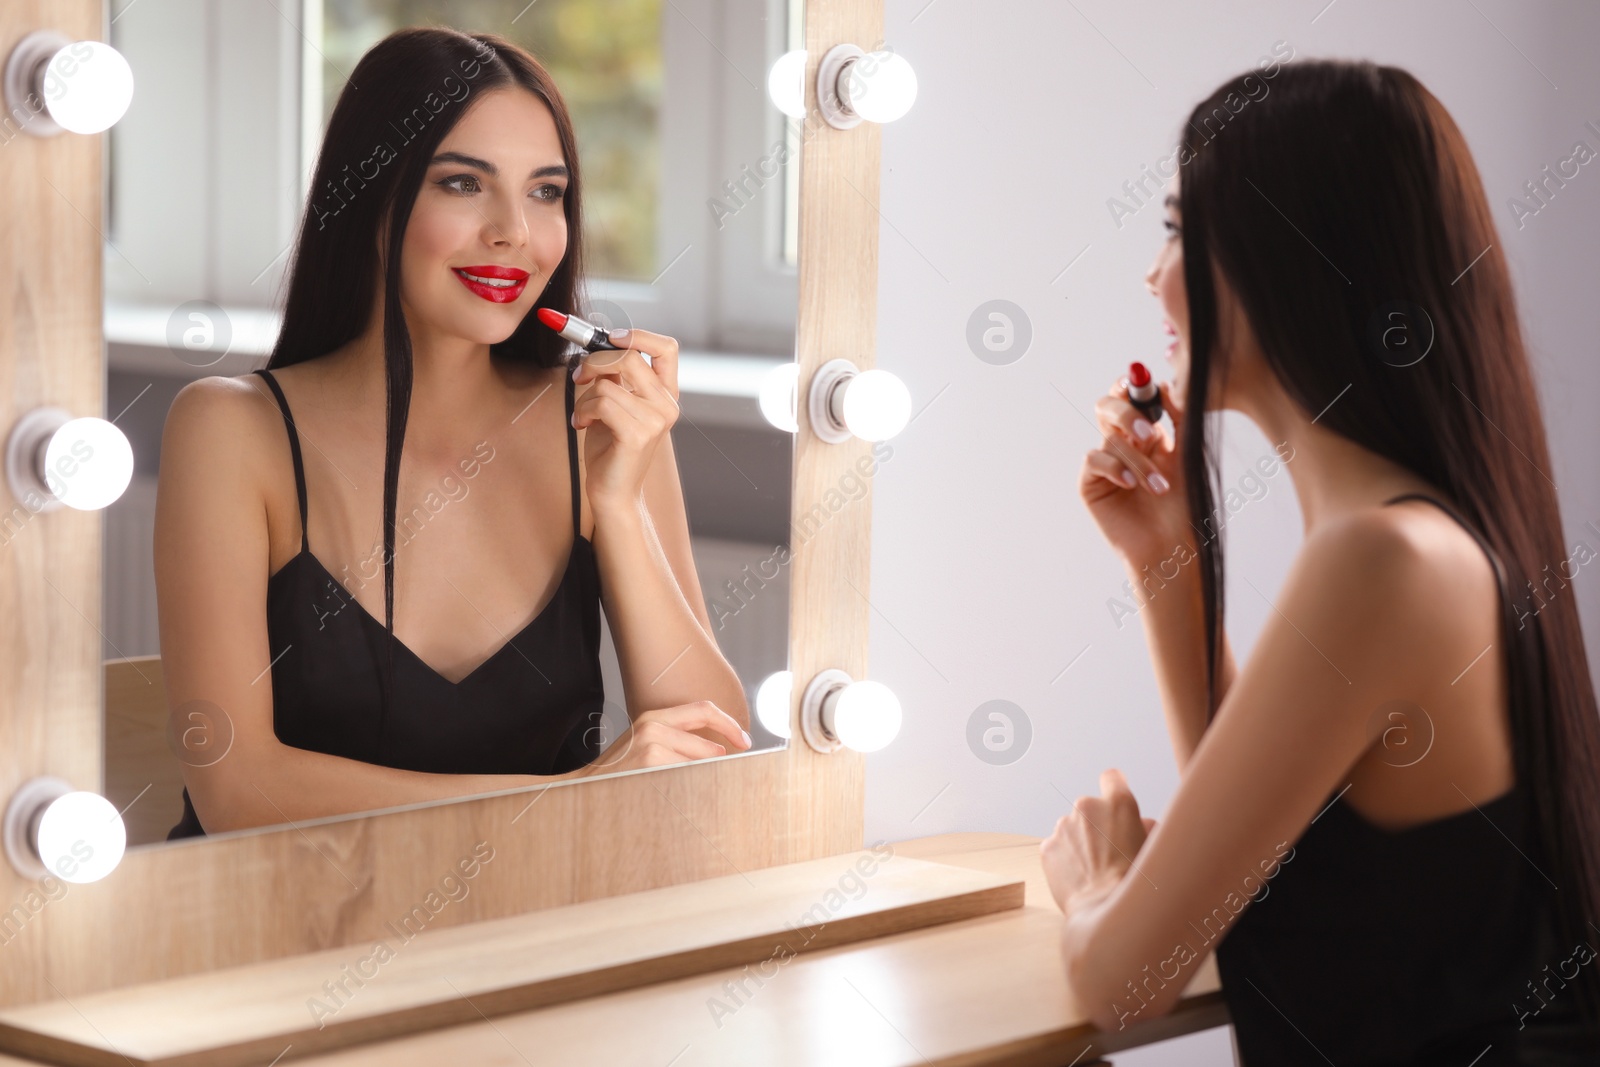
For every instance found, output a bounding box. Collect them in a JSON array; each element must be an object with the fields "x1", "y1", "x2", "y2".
[{"x1": 99, "y1": 0, "x2": 805, "y2": 846}]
